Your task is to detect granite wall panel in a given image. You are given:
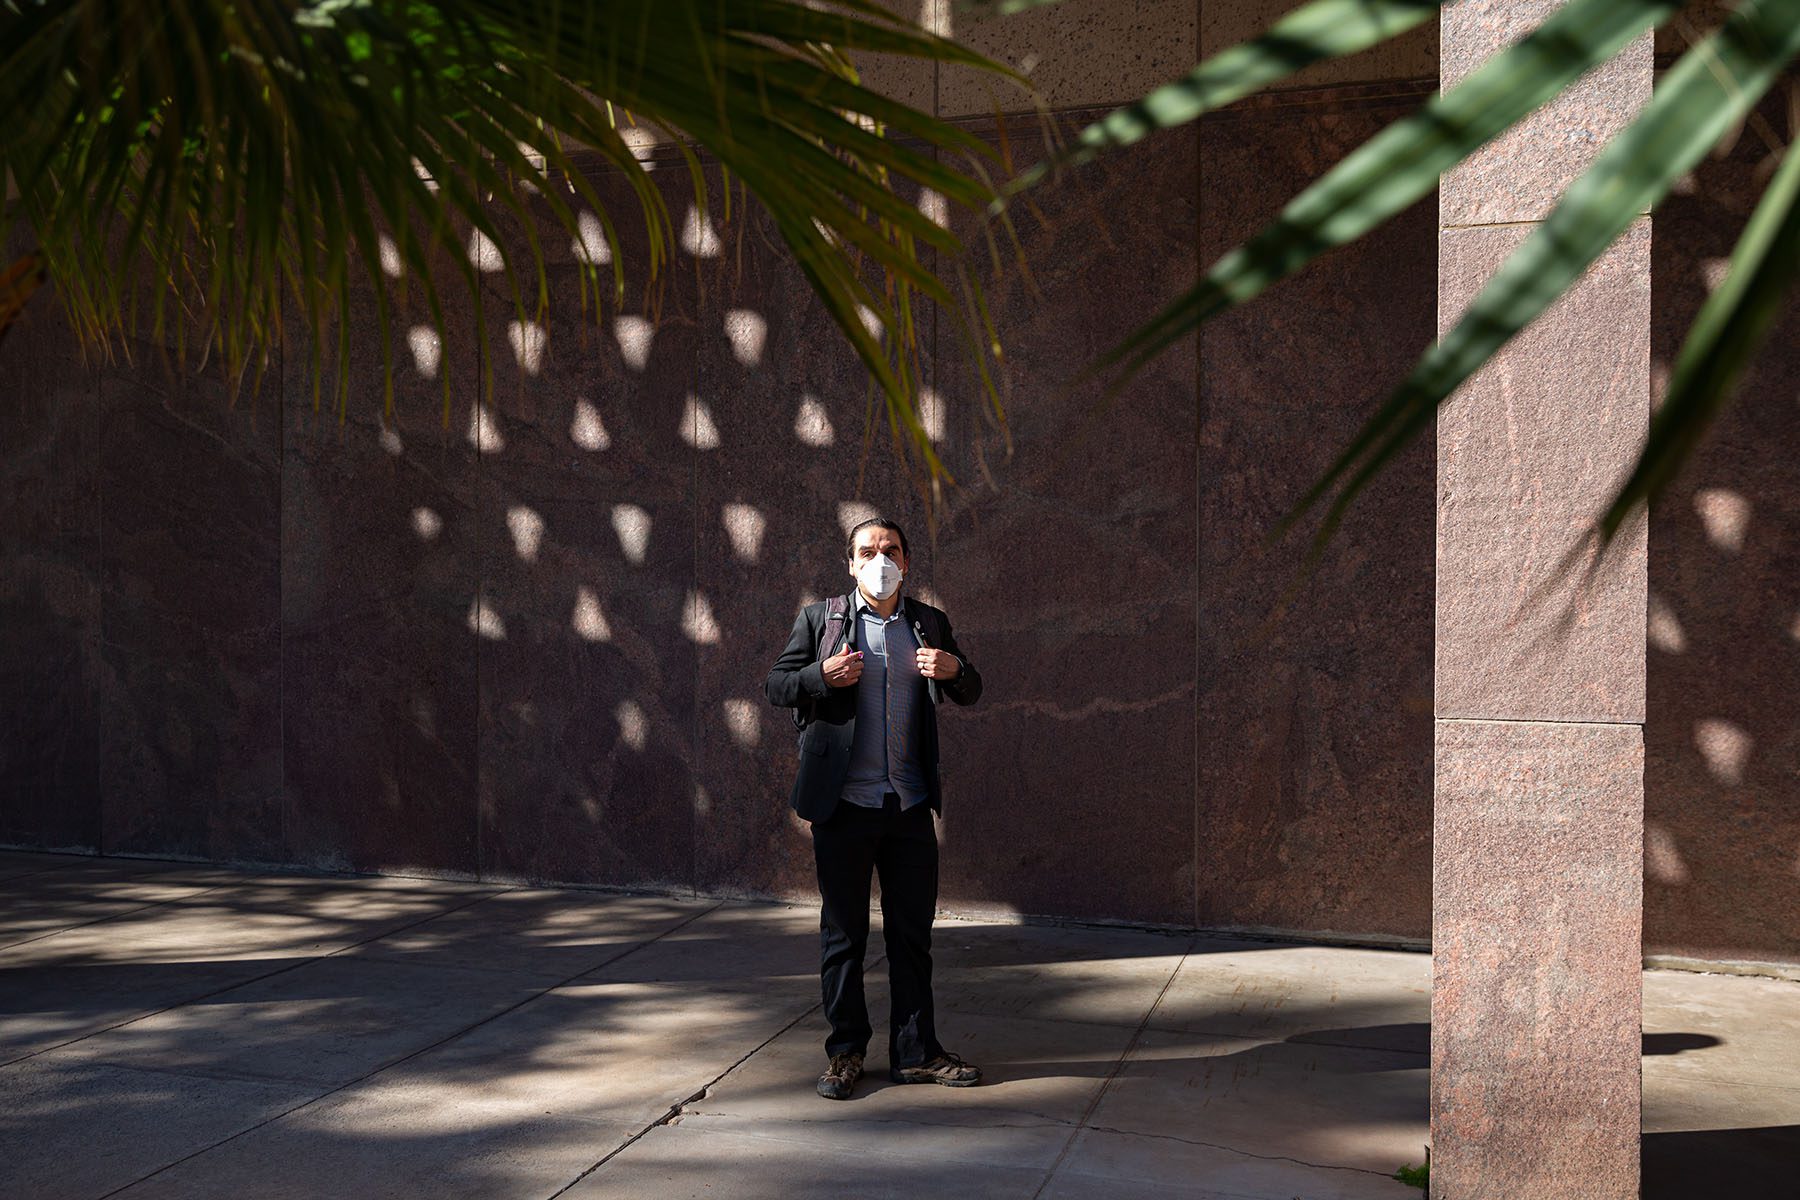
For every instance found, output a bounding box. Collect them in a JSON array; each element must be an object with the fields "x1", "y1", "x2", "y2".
[
  {"x1": 280, "y1": 243, "x2": 481, "y2": 878},
  {"x1": 1440, "y1": 9, "x2": 1652, "y2": 226},
  {"x1": 1644, "y1": 84, "x2": 1800, "y2": 965},
  {"x1": 1203, "y1": 0, "x2": 1438, "y2": 89},
  {"x1": 96, "y1": 328, "x2": 283, "y2": 861},
  {"x1": 940, "y1": 0, "x2": 1195, "y2": 117},
  {"x1": 1436, "y1": 220, "x2": 1651, "y2": 724},
  {"x1": 1434, "y1": 6, "x2": 1651, "y2": 1188},
  {"x1": 1432, "y1": 719, "x2": 1644, "y2": 1199},
  {"x1": 0, "y1": 289, "x2": 102, "y2": 850},
  {"x1": 15, "y1": 66, "x2": 1792, "y2": 973},
  {"x1": 931, "y1": 122, "x2": 1199, "y2": 927},
  {"x1": 473, "y1": 168, "x2": 704, "y2": 893},
  {"x1": 1196, "y1": 86, "x2": 1437, "y2": 938},
  {"x1": 690, "y1": 198, "x2": 934, "y2": 903}
]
